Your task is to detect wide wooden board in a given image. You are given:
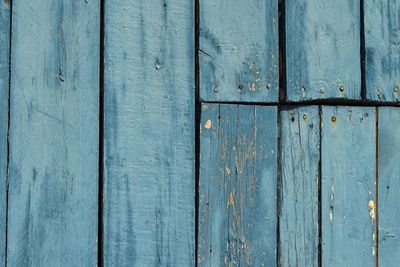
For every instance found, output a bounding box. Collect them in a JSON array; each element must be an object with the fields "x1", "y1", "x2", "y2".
[
  {"x1": 286, "y1": 1, "x2": 361, "y2": 101},
  {"x1": 198, "y1": 104, "x2": 277, "y2": 266},
  {"x1": 377, "y1": 107, "x2": 400, "y2": 266},
  {"x1": 321, "y1": 106, "x2": 376, "y2": 266},
  {"x1": 365, "y1": 0, "x2": 400, "y2": 102},
  {"x1": 199, "y1": 0, "x2": 279, "y2": 102},
  {"x1": 7, "y1": 1, "x2": 100, "y2": 266},
  {"x1": 103, "y1": 0, "x2": 195, "y2": 265},
  {"x1": 279, "y1": 106, "x2": 319, "y2": 266}
]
